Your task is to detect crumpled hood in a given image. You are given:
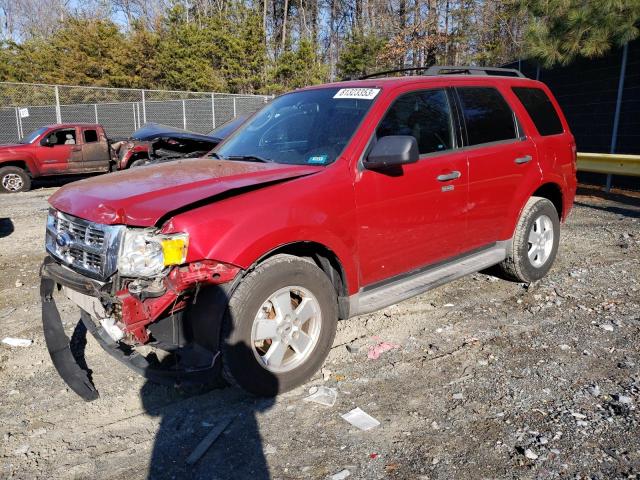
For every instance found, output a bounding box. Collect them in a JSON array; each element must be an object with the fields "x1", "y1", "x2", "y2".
[{"x1": 49, "y1": 158, "x2": 322, "y2": 226}]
